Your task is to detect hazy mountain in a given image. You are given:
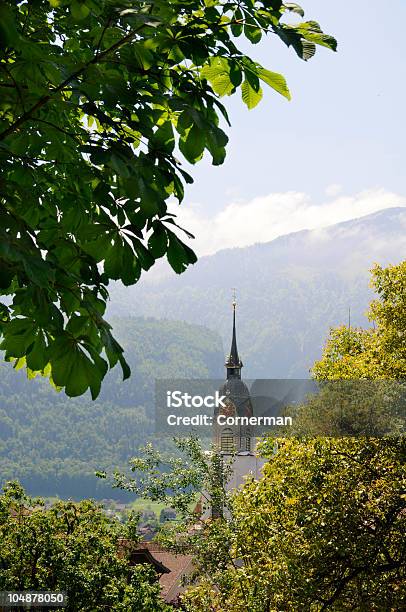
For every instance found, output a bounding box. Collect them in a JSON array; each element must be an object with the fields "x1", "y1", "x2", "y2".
[
  {"x1": 0, "y1": 318, "x2": 223, "y2": 499},
  {"x1": 2, "y1": 209, "x2": 404, "y2": 498},
  {"x1": 109, "y1": 208, "x2": 406, "y2": 377}
]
